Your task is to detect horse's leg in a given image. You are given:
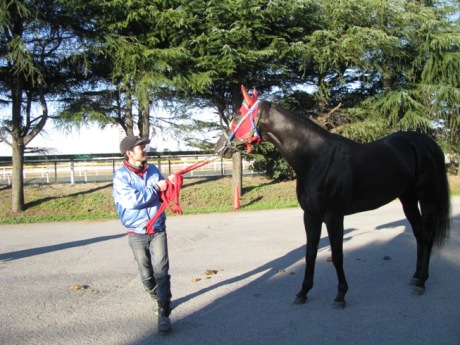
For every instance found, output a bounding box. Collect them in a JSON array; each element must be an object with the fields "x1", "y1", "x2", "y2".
[
  {"x1": 294, "y1": 213, "x2": 322, "y2": 305},
  {"x1": 325, "y1": 214, "x2": 348, "y2": 308},
  {"x1": 399, "y1": 191, "x2": 432, "y2": 295},
  {"x1": 411, "y1": 199, "x2": 436, "y2": 294}
]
